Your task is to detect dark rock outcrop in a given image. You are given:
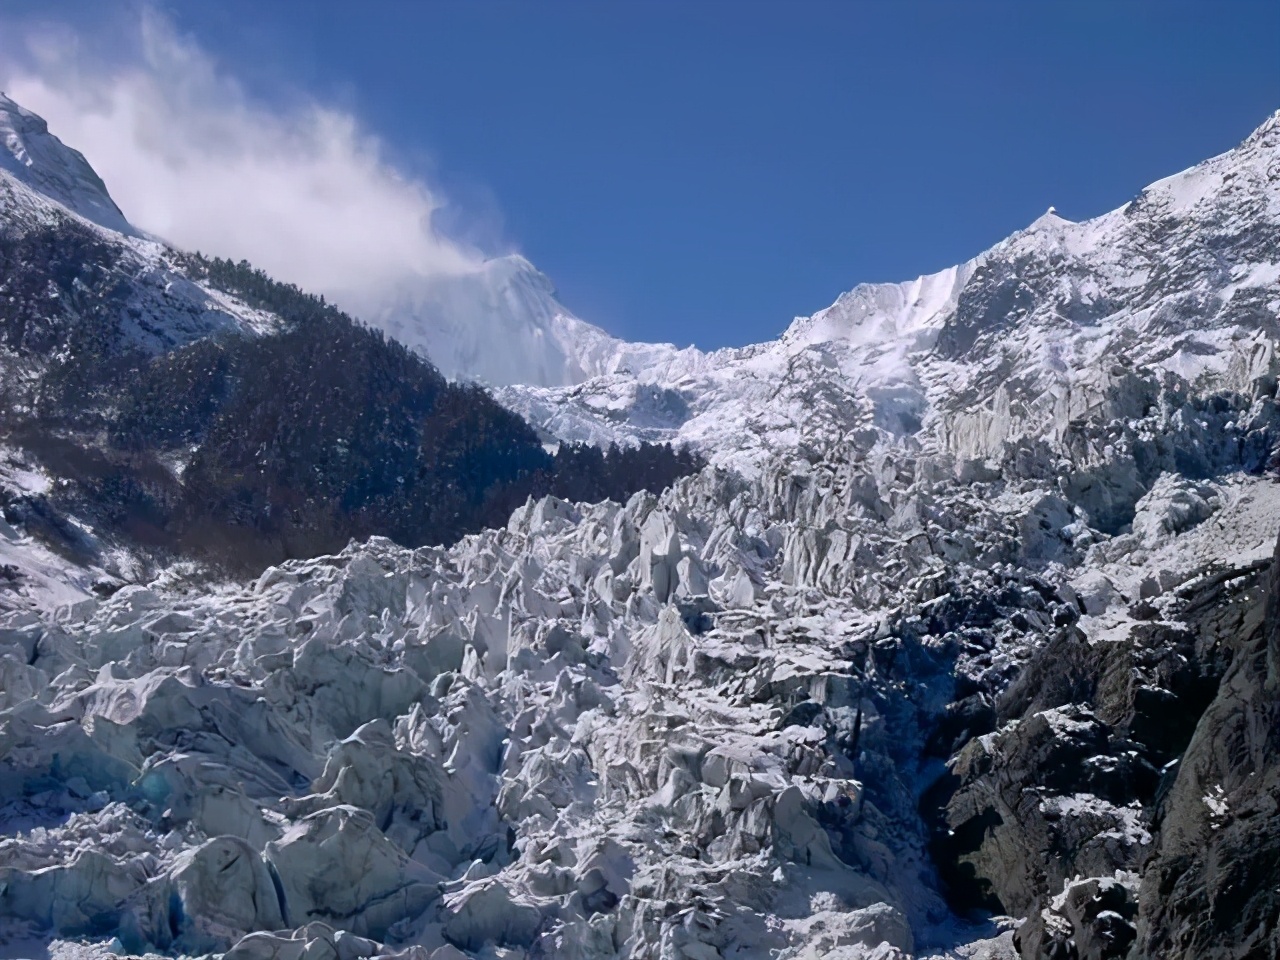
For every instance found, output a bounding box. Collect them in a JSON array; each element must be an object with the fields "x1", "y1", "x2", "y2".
[
  {"x1": 1133, "y1": 538, "x2": 1280, "y2": 959},
  {"x1": 932, "y1": 541, "x2": 1280, "y2": 959}
]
